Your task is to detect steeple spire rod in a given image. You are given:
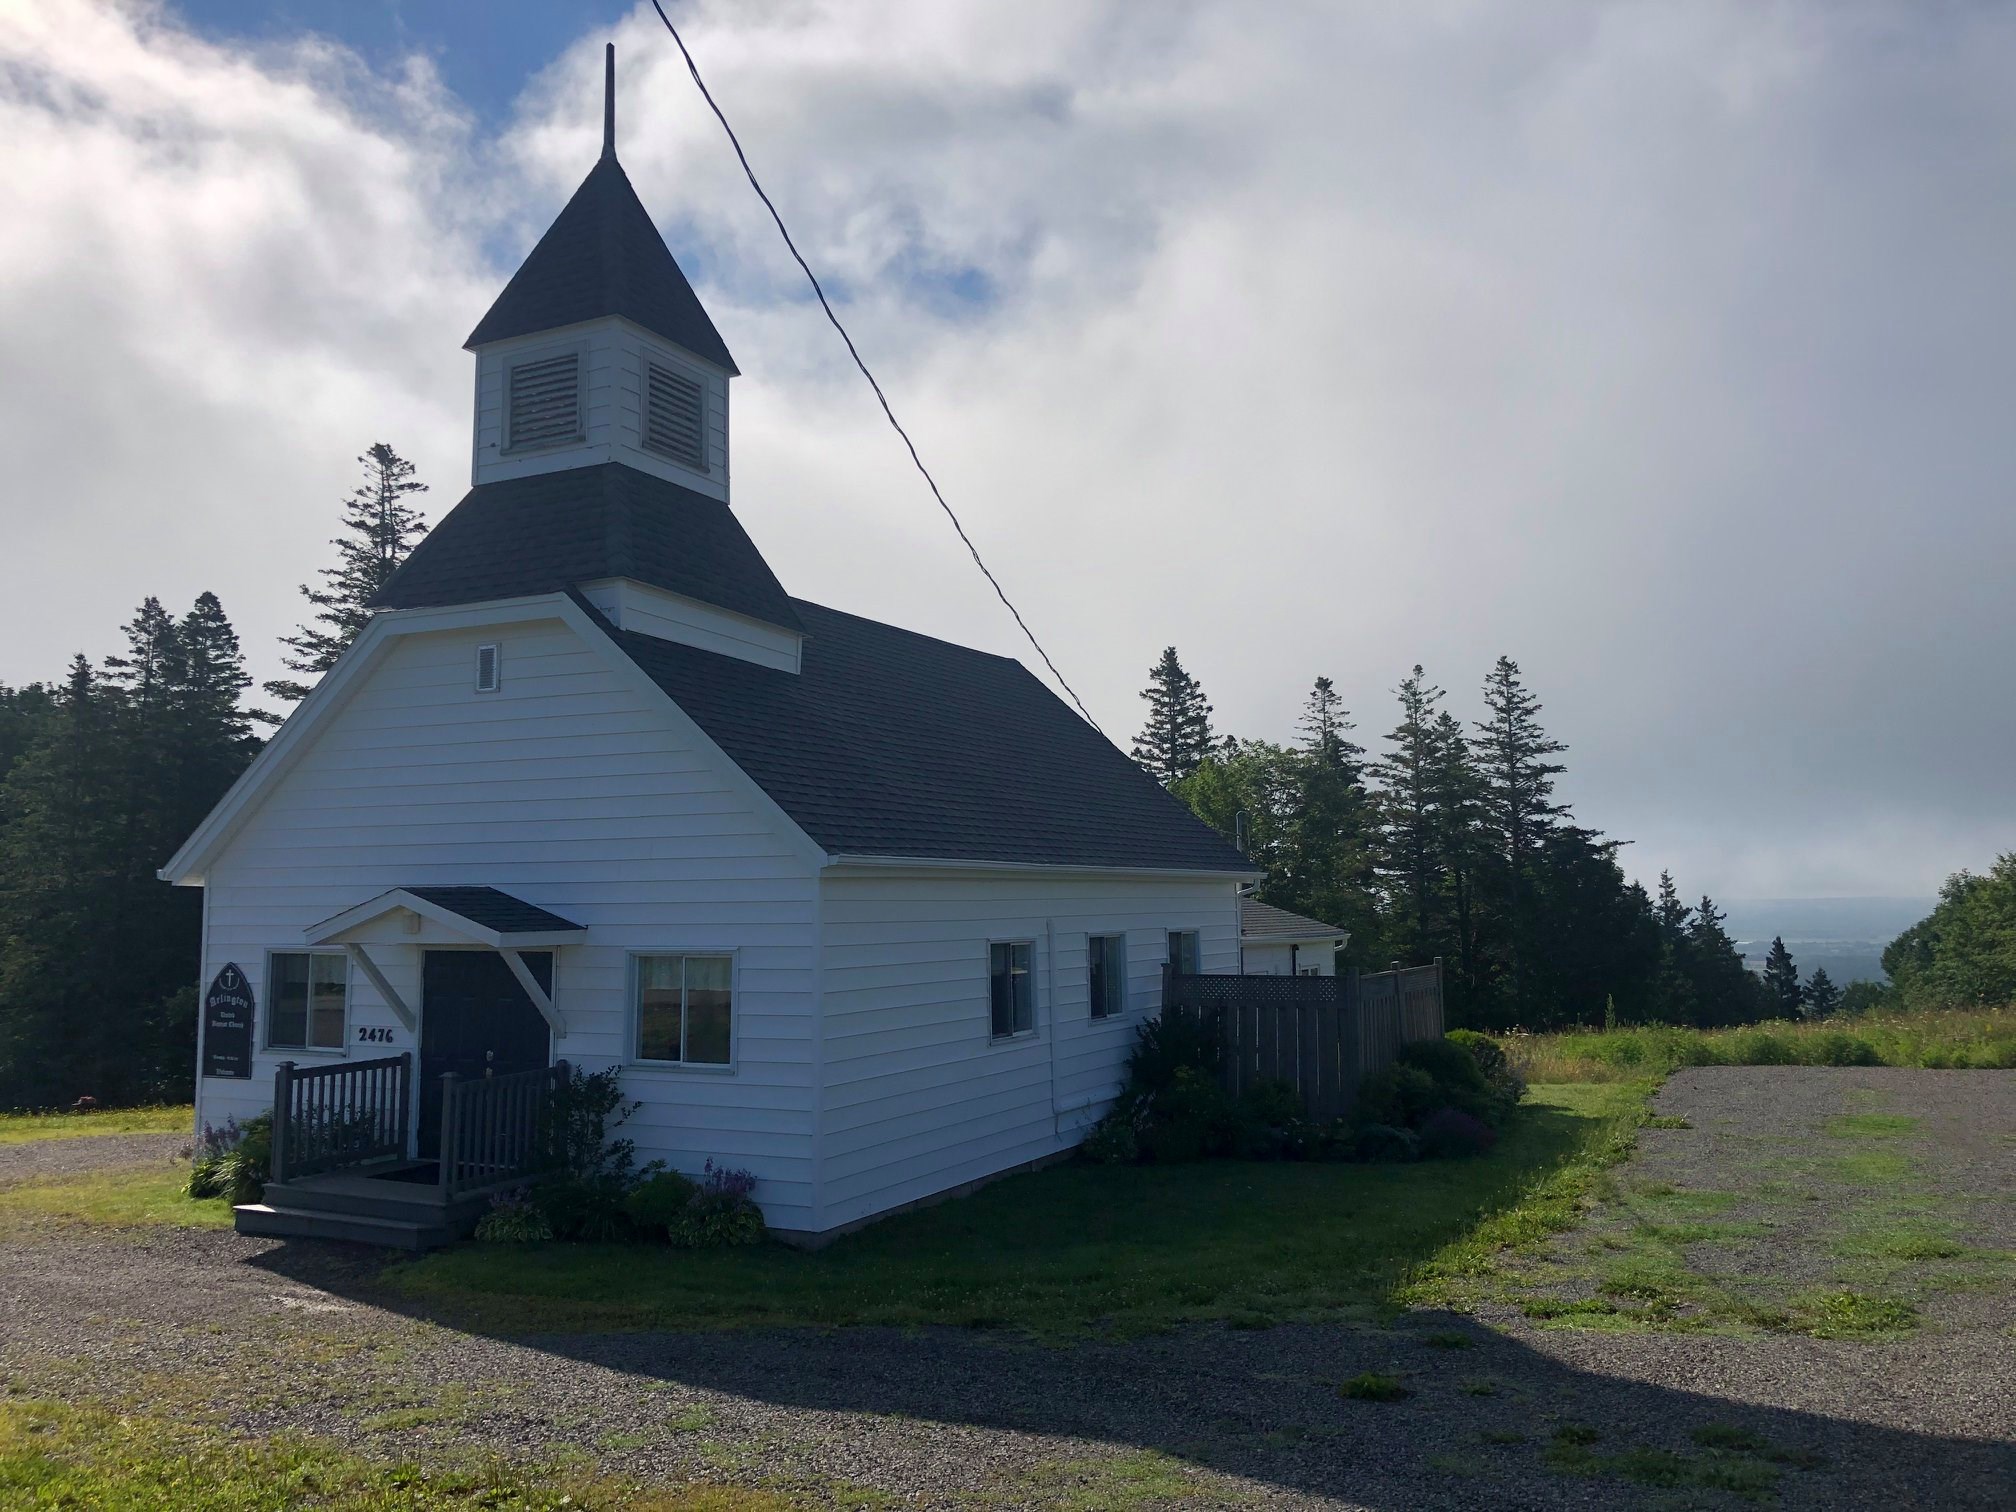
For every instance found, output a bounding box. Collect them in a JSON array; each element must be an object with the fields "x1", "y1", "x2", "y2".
[{"x1": 602, "y1": 43, "x2": 616, "y2": 159}]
